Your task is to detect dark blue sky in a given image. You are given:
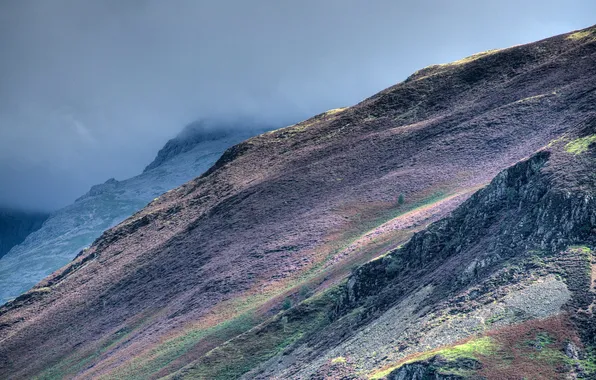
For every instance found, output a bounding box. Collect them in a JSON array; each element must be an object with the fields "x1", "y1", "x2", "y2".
[{"x1": 1, "y1": 0, "x2": 595, "y2": 211}]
